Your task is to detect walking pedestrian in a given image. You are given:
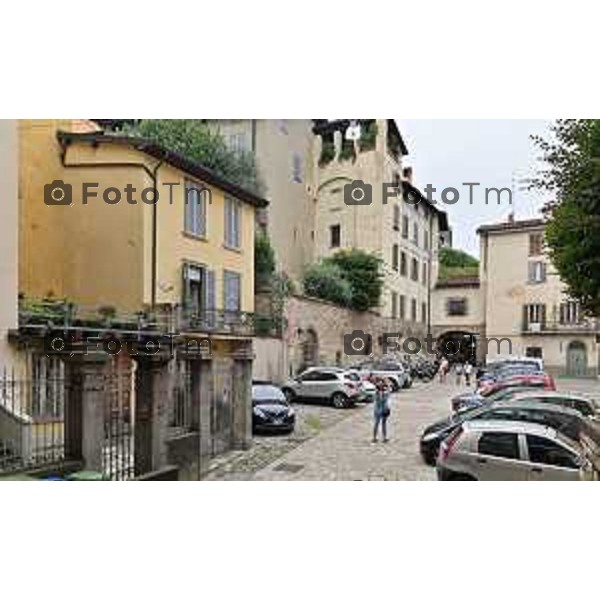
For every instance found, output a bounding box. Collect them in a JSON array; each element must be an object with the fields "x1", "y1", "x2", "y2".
[
  {"x1": 372, "y1": 379, "x2": 391, "y2": 443},
  {"x1": 439, "y1": 357, "x2": 449, "y2": 383},
  {"x1": 464, "y1": 361, "x2": 473, "y2": 386},
  {"x1": 455, "y1": 362, "x2": 464, "y2": 385}
]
